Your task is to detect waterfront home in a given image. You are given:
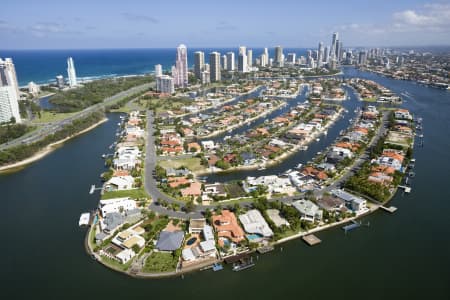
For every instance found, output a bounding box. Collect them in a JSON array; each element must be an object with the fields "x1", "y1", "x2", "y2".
[
  {"x1": 266, "y1": 209, "x2": 290, "y2": 227},
  {"x1": 301, "y1": 166, "x2": 328, "y2": 181},
  {"x1": 104, "y1": 175, "x2": 134, "y2": 191},
  {"x1": 115, "y1": 249, "x2": 136, "y2": 264},
  {"x1": 125, "y1": 125, "x2": 144, "y2": 138},
  {"x1": 203, "y1": 183, "x2": 227, "y2": 198},
  {"x1": 112, "y1": 226, "x2": 146, "y2": 250},
  {"x1": 182, "y1": 225, "x2": 217, "y2": 263},
  {"x1": 244, "y1": 175, "x2": 294, "y2": 194},
  {"x1": 368, "y1": 171, "x2": 394, "y2": 185},
  {"x1": 156, "y1": 231, "x2": 185, "y2": 252},
  {"x1": 331, "y1": 189, "x2": 368, "y2": 215},
  {"x1": 394, "y1": 109, "x2": 412, "y2": 120},
  {"x1": 239, "y1": 209, "x2": 274, "y2": 240},
  {"x1": 212, "y1": 210, "x2": 245, "y2": 245},
  {"x1": 201, "y1": 140, "x2": 216, "y2": 151},
  {"x1": 114, "y1": 146, "x2": 141, "y2": 170},
  {"x1": 292, "y1": 200, "x2": 323, "y2": 222},
  {"x1": 98, "y1": 197, "x2": 137, "y2": 217},
  {"x1": 316, "y1": 195, "x2": 346, "y2": 212}
]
